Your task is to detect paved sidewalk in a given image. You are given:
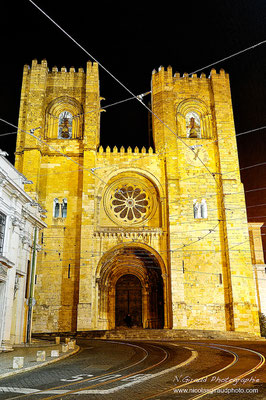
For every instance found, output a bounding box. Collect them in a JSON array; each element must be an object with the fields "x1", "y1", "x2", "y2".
[{"x1": 0, "y1": 339, "x2": 79, "y2": 380}]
